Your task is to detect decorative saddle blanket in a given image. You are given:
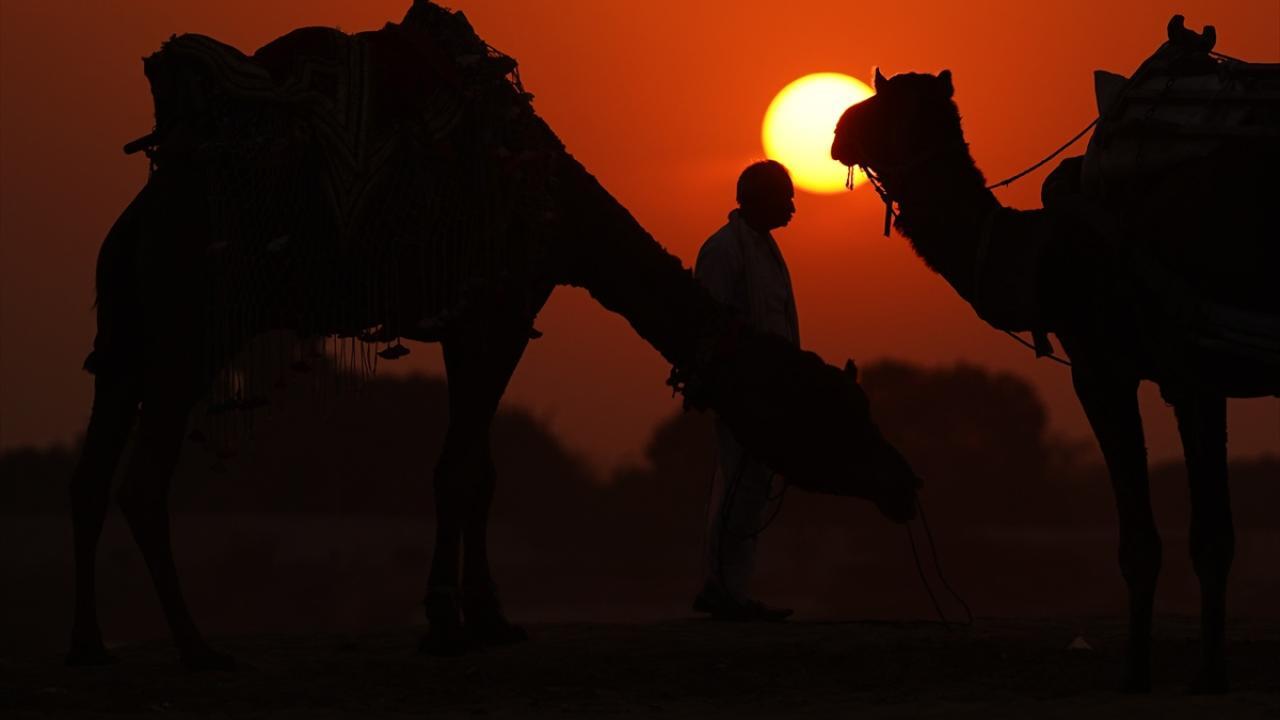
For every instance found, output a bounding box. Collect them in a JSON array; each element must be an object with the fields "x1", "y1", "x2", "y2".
[
  {"x1": 133, "y1": 3, "x2": 559, "y2": 345},
  {"x1": 1081, "y1": 15, "x2": 1280, "y2": 205},
  {"x1": 127, "y1": 2, "x2": 569, "y2": 441}
]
